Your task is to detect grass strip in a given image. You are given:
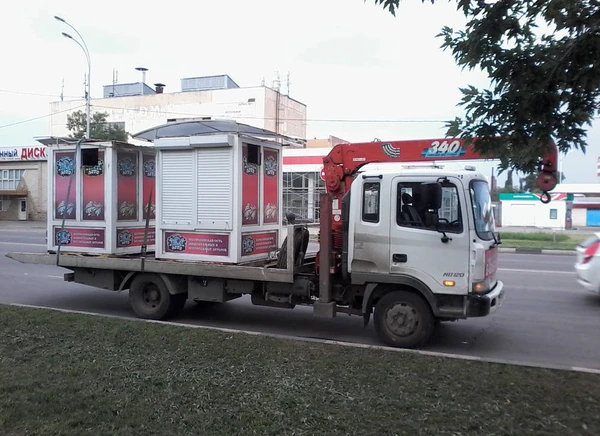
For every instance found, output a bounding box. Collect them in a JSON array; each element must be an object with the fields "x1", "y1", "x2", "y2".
[
  {"x1": 498, "y1": 232, "x2": 588, "y2": 250},
  {"x1": 0, "y1": 304, "x2": 598, "y2": 436}
]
